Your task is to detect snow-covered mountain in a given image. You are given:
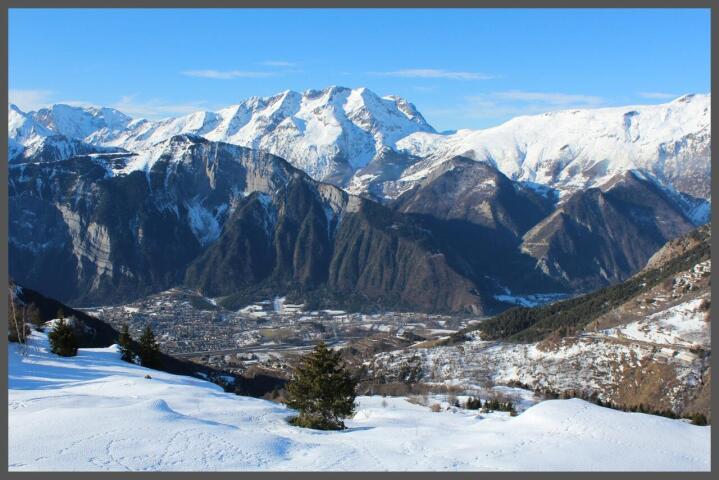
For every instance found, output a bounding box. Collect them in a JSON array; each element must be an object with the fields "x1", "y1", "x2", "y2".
[
  {"x1": 9, "y1": 104, "x2": 51, "y2": 143},
  {"x1": 388, "y1": 94, "x2": 710, "y2": 199},
  {"x1": 33, "y1": 103, "x2": 133, "y2": 140},
  {"x1": 8, "y1": 90, "x2": 710, "y2": 200},
  {"x1": 8, "y1": 104, "x2": 126, "y2": 163},
  {"x1": 9, "y1": 330, "x2": 710, "y2": 471},
  {"x1": 106, "y1": 87, "x2": 434, "y2": 183},
  {"x1": 7, "y1": 88, "x2": 711, "y2": 311},
  {"x1": 9, "y1": 87, "x2": 435, "y2": 184},
  {"x1": 9, "y1": 104, "x2": 52, "y2": 159}
]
